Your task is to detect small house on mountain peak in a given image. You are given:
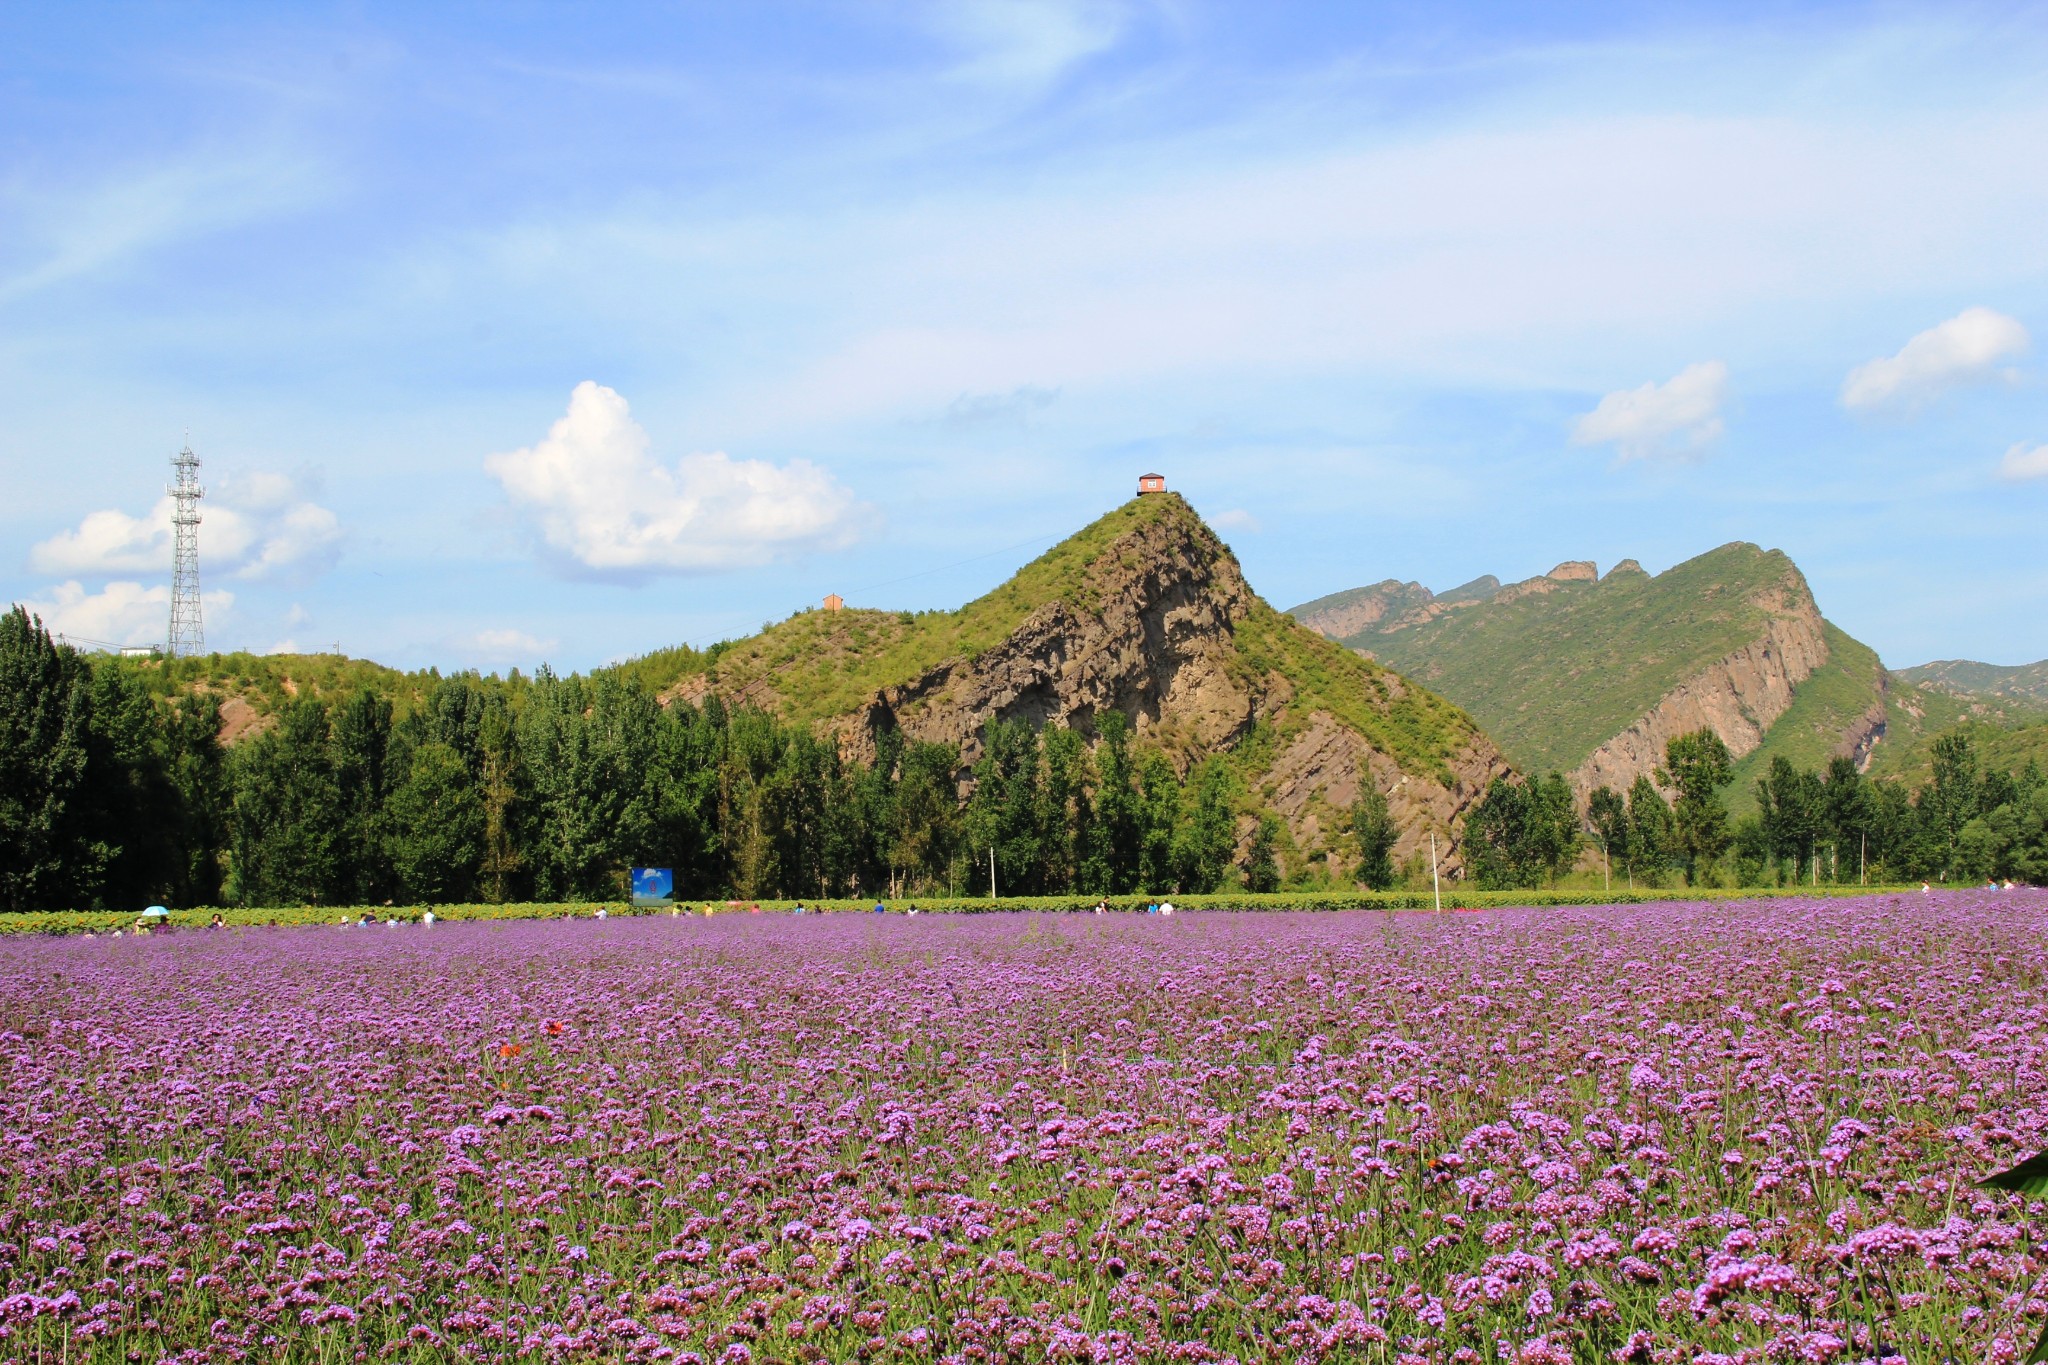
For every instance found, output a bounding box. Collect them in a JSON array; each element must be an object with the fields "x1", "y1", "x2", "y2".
[
  {"x1": 823, "y1": 593, "x2": 844, "y2": 612},
  {"x1": 1138, "y1": 473, "x2": 1167, "y2": 494}
]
